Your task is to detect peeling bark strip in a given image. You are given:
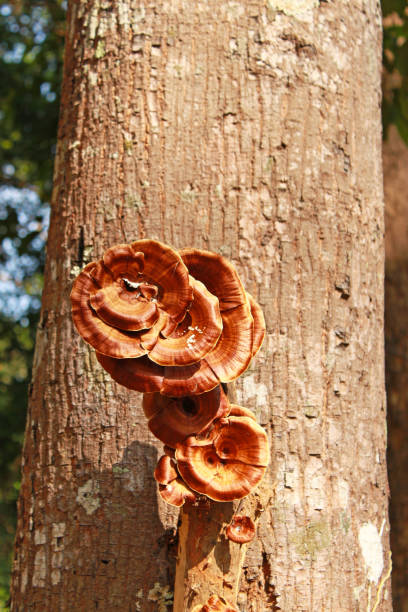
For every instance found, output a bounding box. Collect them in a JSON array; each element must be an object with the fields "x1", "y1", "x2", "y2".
[{"x1": 11, "y1": 1, "x2": 389, "y2": 611}]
